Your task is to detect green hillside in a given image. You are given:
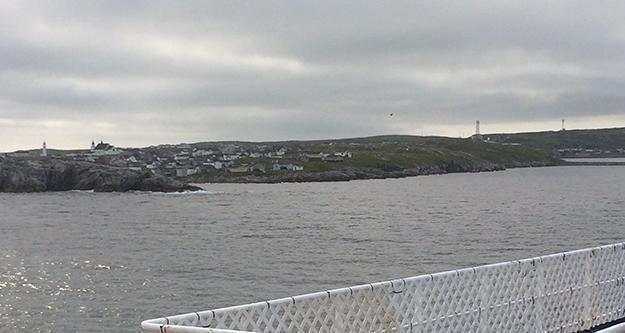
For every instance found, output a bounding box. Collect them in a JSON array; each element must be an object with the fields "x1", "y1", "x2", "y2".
[{"x1": 485, "y1": 127, "x2": 625, "y2": 155}]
